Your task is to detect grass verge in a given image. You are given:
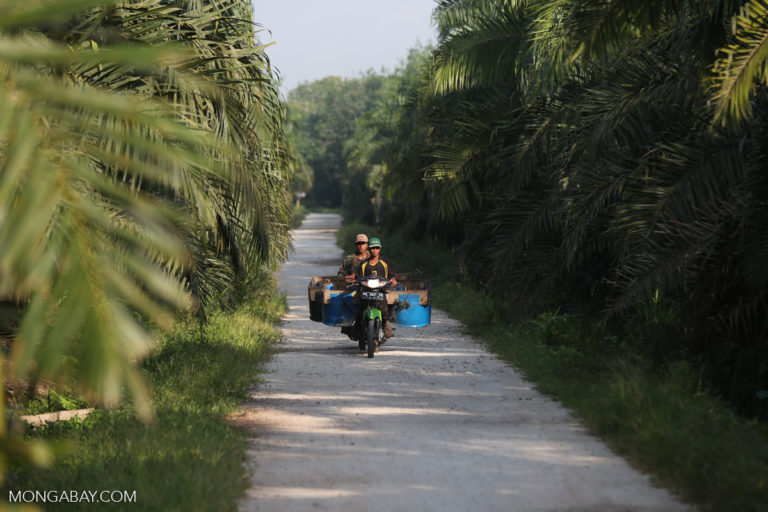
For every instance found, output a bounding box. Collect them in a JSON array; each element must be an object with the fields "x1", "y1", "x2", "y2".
[
  {"x1": 338, "y1": 221, "x2": 768, "y2": 511},
  {"x1": 4, "y1": 272, "x2": 285, "y2": 511},
  {"x1": 291, "y1": 204, "x2": 308, "y2": 228}
]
